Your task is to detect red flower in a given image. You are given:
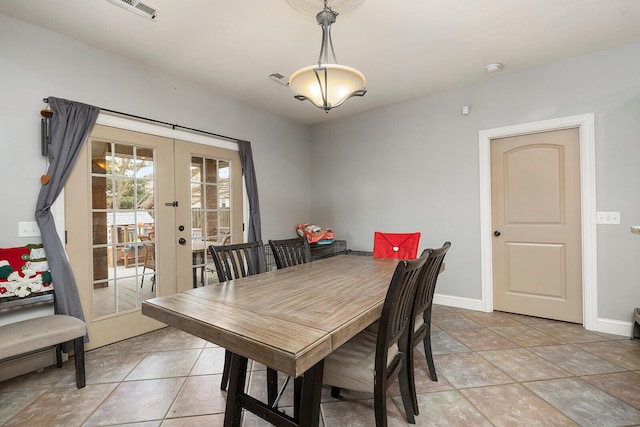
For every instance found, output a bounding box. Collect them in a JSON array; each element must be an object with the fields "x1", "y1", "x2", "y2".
[{"x1": 0, "y1": 287, "x2": 7, "y2": 294}]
